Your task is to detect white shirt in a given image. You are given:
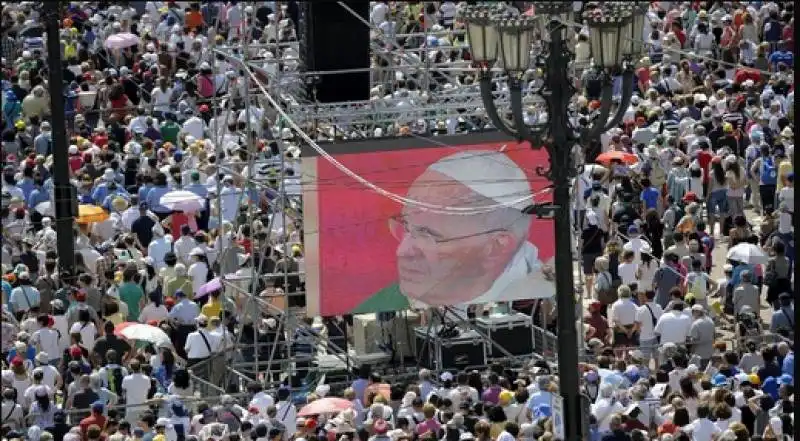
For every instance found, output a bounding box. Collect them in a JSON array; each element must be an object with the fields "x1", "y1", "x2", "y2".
[
  {"x1": 121, "y1": 372, "x2": 151, "y2": 405},
  {"x1": 276, "y1": 400, "x2": 297, "y2": 436},
  {"x1": 38, "y1": 364, "x2": 60, "y2": 390},
  {"x1": 609, "y1": 299, "x2": 638, "y2": 327},
  {"x1": 188, "y1": 262, "x2": 209, "y2": 294},
  {"x1": 617, "y1": 262, "x2": 640, "y2": 286},
  {"x1": 209, "y1": 325, "x2": 234, "y2": 350},
  {"x1": 622, "y1": 237, "x2": 652, "y2": 265},
  {"x1": 687, "y1": 417, "x2": 721, "y2": 441},
  {"x1": 151, "y1": 87, "x2": 173, "y2": 112},
  {"x1": 654, "y1": 310, "x2": 692, "y2": 344},
  {"x1": 139, "y1": 303, "x2": 169, "y2": 323},
  {"x1": 219, "y1": 186, "x2": 242, "y2": 223},
  {"x1": 635, "y1": 302, "x2": 663, "y2": 341},
  {"x1": 51, "y1": 315, "x2": 70, "y2": 354},
  {"x1": 23, "y1": 384, "x2": 54, "y2": 408},
  {"x1": 148, "y1": 237, "x2": 172, "y2": 269},
  {"x1": 31, "y1": 328, "x2": 60, "y2": 361},
  {"x1": 173, "y1": 236, "x2": 197, "y2": 265},
  {"x1": 69, "y1": 321, "x2": 98, "y2": 351},
  {"x1": 181, "y1": 116, "x2": 206, "y2": 140},
  {"x1": 184, "y1": 329, "x2": 221, "y2": 359},
  {"x1": 370, "y1": 2, "x2": 389, "y2": 25}
]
